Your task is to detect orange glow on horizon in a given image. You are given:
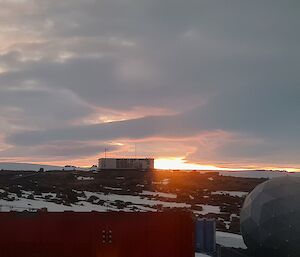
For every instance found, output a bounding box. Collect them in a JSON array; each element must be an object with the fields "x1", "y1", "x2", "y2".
[
  {"x1": 11, "y1": 157, "x2": 300, "y2": 172},
  {"x1": 154, "y1": 158, "x2": 300, "y2": 172},
  {"x1": 154, "y1": 158, "x2": 232, "y2": 171}
]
